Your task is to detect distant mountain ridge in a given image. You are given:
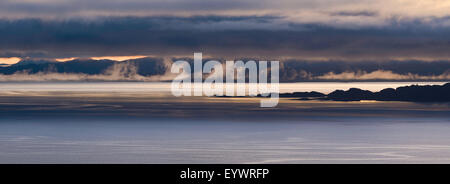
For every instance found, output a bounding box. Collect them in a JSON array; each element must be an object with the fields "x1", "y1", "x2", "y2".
[
  {"x1": 0, "y1": 58, "x2": 449, "y2": 82},
  {"x1": 0, "y1": 57, "x2": 168, "y2": 76},
  {"x1": 326, "y1": 83, "x2": 450, "y2": 102},
  {"x1": 278, "y1": 83, "x2": 450, "y2": 102}
]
